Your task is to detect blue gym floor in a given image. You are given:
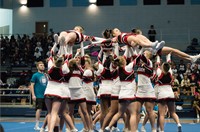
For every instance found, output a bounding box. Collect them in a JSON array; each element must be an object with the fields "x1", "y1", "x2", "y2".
[{"x1": 1, "y1": 118, "x2": 200, "y2": 132}]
